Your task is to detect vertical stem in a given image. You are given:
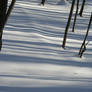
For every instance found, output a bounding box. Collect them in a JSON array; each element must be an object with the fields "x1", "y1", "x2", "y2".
[
  {"x1": 62, "y1": 0, "x2": 75, "y2": 48},
  {"x1": 79, "y1": 0, "x2": 85, "y2": 17},
  {"x1": 72, "y1": 0, "x2": 79, "y2": 32},
  {"x1": 0, "y1": 0, "x2": 8, "y2": 50},
  {"x1": 78, "y1": 13, "x2": 92, "y2": 57},
  {"x1": 0, "y1": 0, "x2": 16, "y2": 51},
  {"x1": 41, "y1": 0, "x2": 46, "y2": 6}
]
